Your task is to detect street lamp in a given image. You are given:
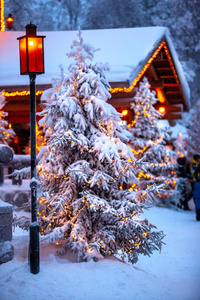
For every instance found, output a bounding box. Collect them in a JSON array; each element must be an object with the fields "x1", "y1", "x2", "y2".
[
  {"x1": 17, "y1": 23, "x2": 46, "y2": 274},
  {"x1": 6, "y1": 14, "x2": 13, "y2": 30}
]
